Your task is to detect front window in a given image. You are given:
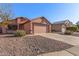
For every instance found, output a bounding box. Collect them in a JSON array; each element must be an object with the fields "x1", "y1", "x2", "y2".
[{"x1": 8, "y1": 24, "x2": 17, "y2": 30}]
